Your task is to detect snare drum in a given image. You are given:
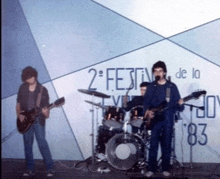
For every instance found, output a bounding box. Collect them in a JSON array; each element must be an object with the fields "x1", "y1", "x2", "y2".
[
  {"x1": 103, "y1": 106, "x2": 125, "y2": 129},
  {"x1": 130, "y1": 105, "x2": 144, "y2": 128}
]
